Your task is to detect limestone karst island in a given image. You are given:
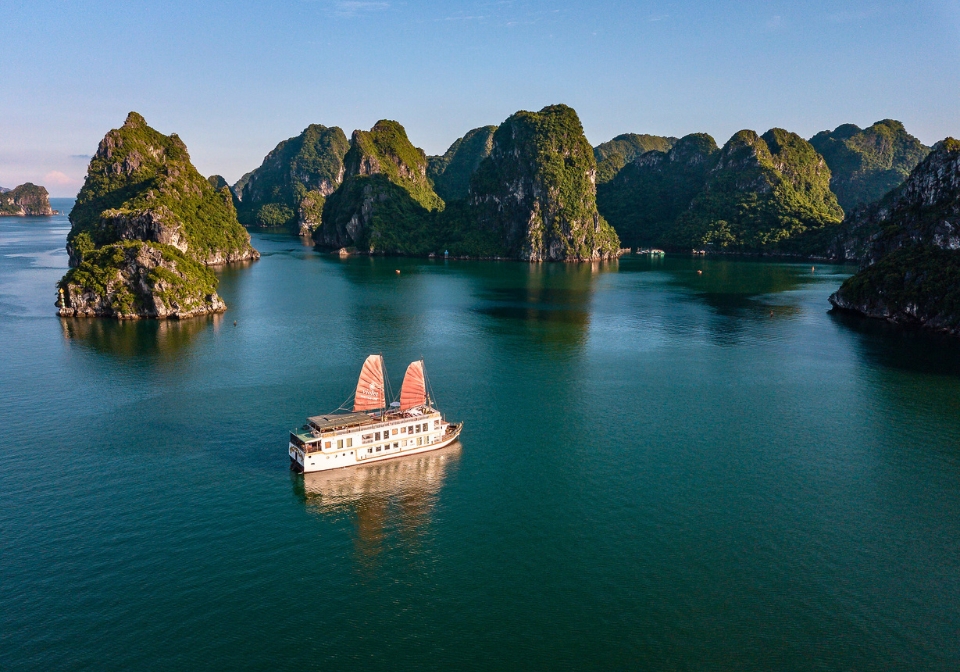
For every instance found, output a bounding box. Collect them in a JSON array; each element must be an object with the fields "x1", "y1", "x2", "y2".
[
  {"x1": 46, "y1": 106, "x2": 960, "y2": 337},
  {"x1": 5, "y1": 4, "x2": 960, "y2": 670}
]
